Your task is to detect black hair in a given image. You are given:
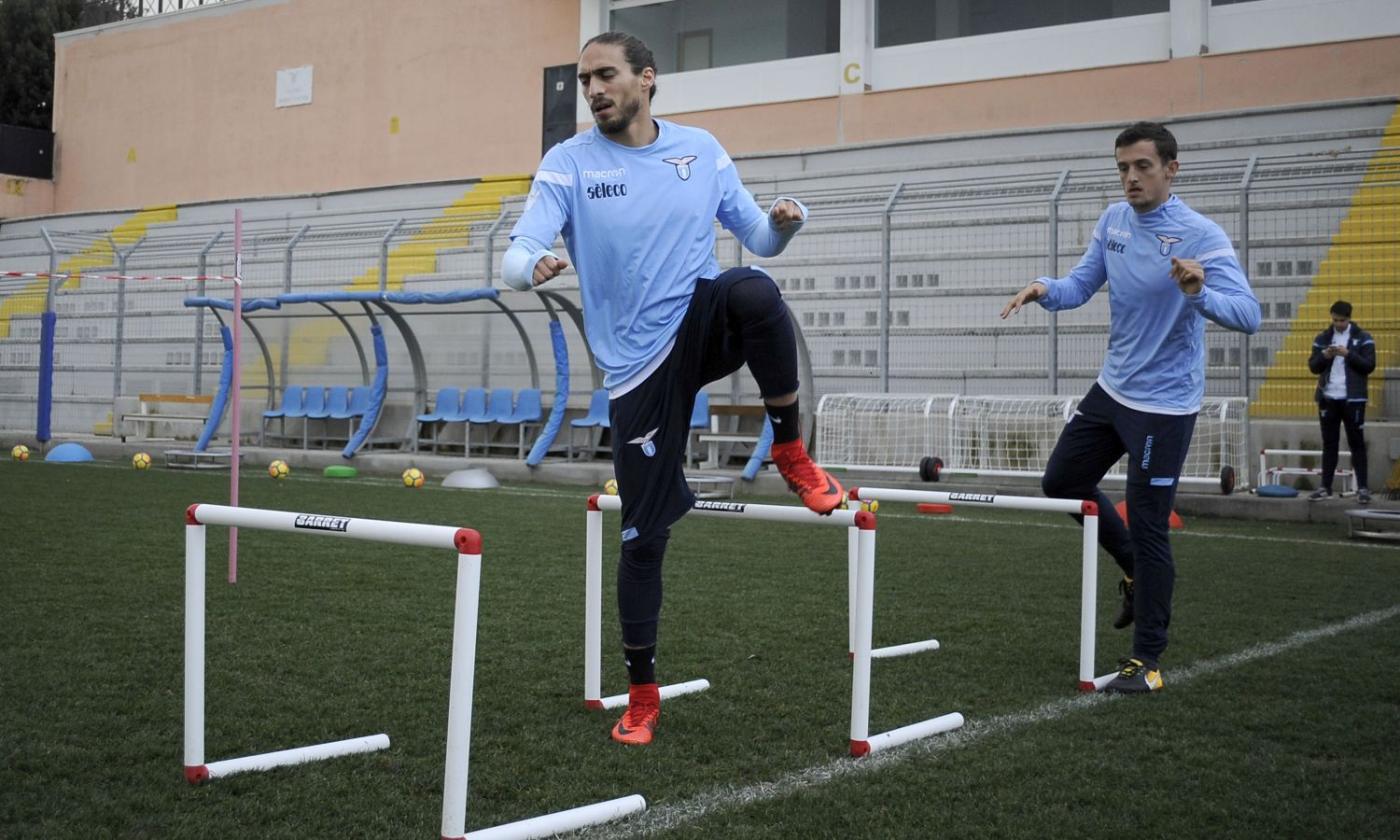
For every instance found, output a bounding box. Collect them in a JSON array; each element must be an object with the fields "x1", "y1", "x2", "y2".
[
  {"x1": 583, "y1": 31, "x2": 658, "y2": 101},
  {"x1": 1115, "y1": 121, "x2": 1178, "y2": 163},
  {"x1": 1330, "y1": 300, "x2": 1352, "y2": 318}
]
